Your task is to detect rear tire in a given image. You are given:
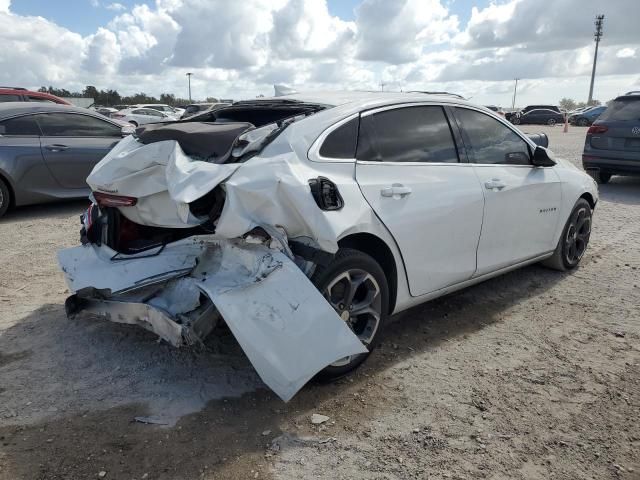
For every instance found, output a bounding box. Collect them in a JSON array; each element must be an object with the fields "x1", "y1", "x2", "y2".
[
  {"x1": 311, "y1": 248, "x2": 389, "y2": 379},
  {"x1": 587, "y1": 169, "x2": 611, "y2": 184},
  {"x1": 547, "y1": 118, "x2": 557, "y2": 126},
  {"x1": 542, "y1": 199, "x2": 592, "y2": 271},
  {"x1": 512, "y1": 117, "x2": 521, "y2": 125},
  {"x1": 0, "y1": 178, "x2": 10, "y2": 218}
]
